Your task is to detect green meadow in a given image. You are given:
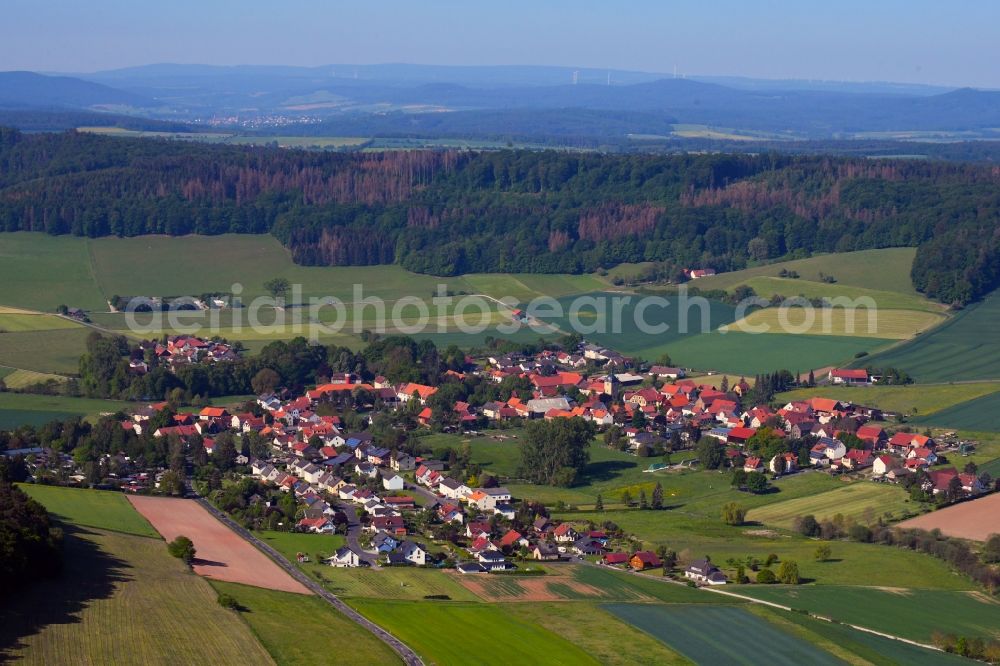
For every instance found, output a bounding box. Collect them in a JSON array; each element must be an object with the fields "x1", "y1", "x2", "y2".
[
  {"x1": 17, "y1": 484, "x2": 159, "y2": 538},
  {"x1": 348, "y1": 599, "x2": 599, "y2": 666}
]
